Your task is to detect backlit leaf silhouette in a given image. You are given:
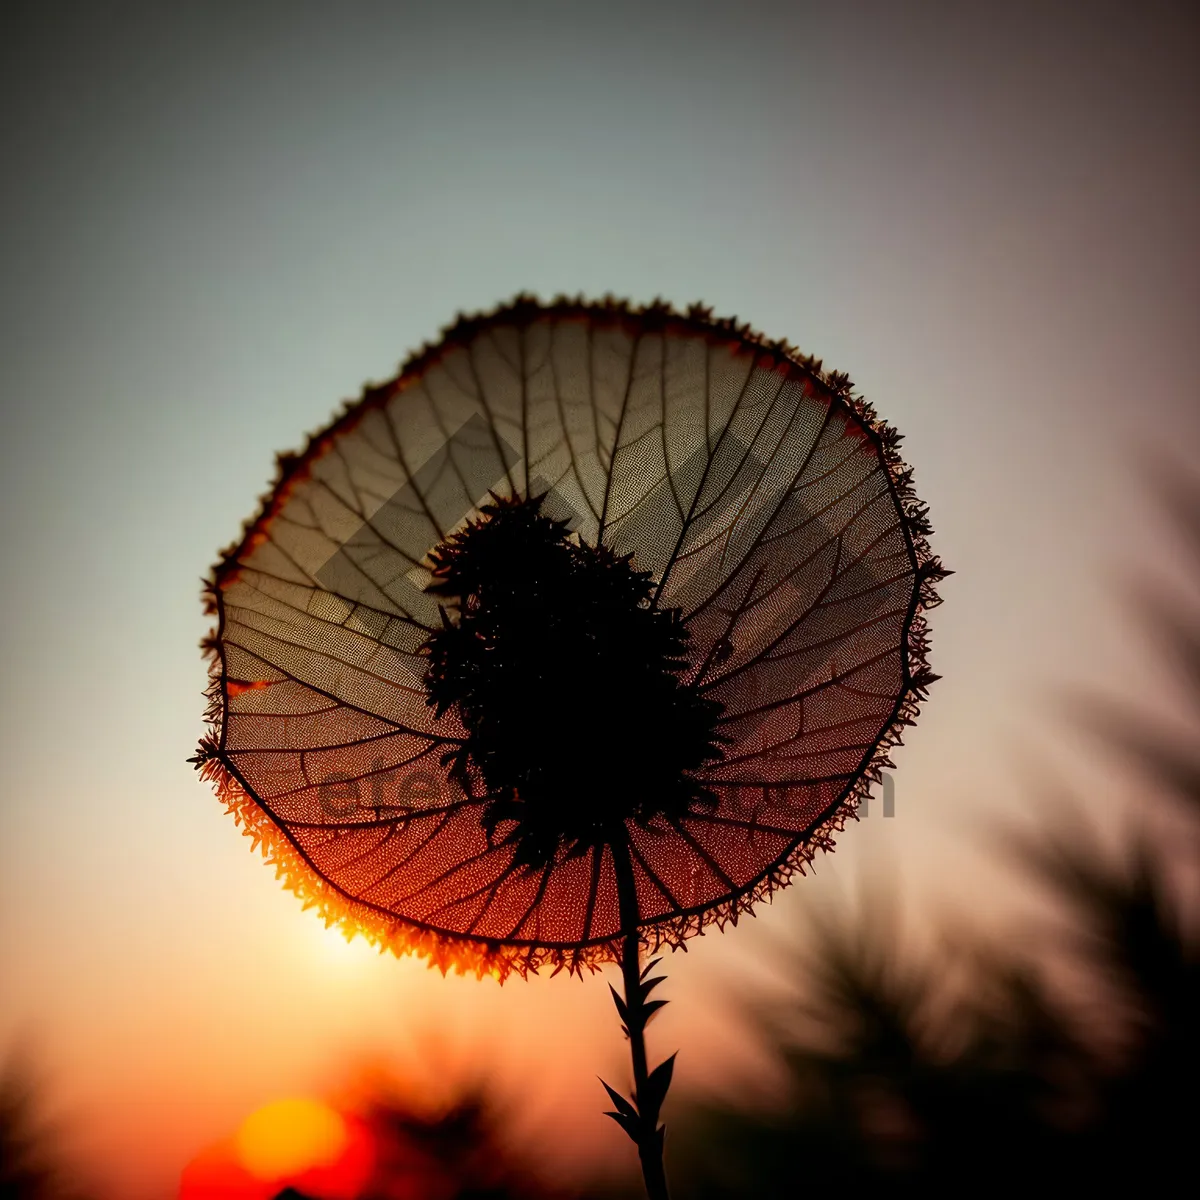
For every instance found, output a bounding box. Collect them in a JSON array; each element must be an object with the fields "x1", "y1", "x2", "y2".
[{"x1": 194, "y1": 297, "x2": 944, "y2": 980}]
